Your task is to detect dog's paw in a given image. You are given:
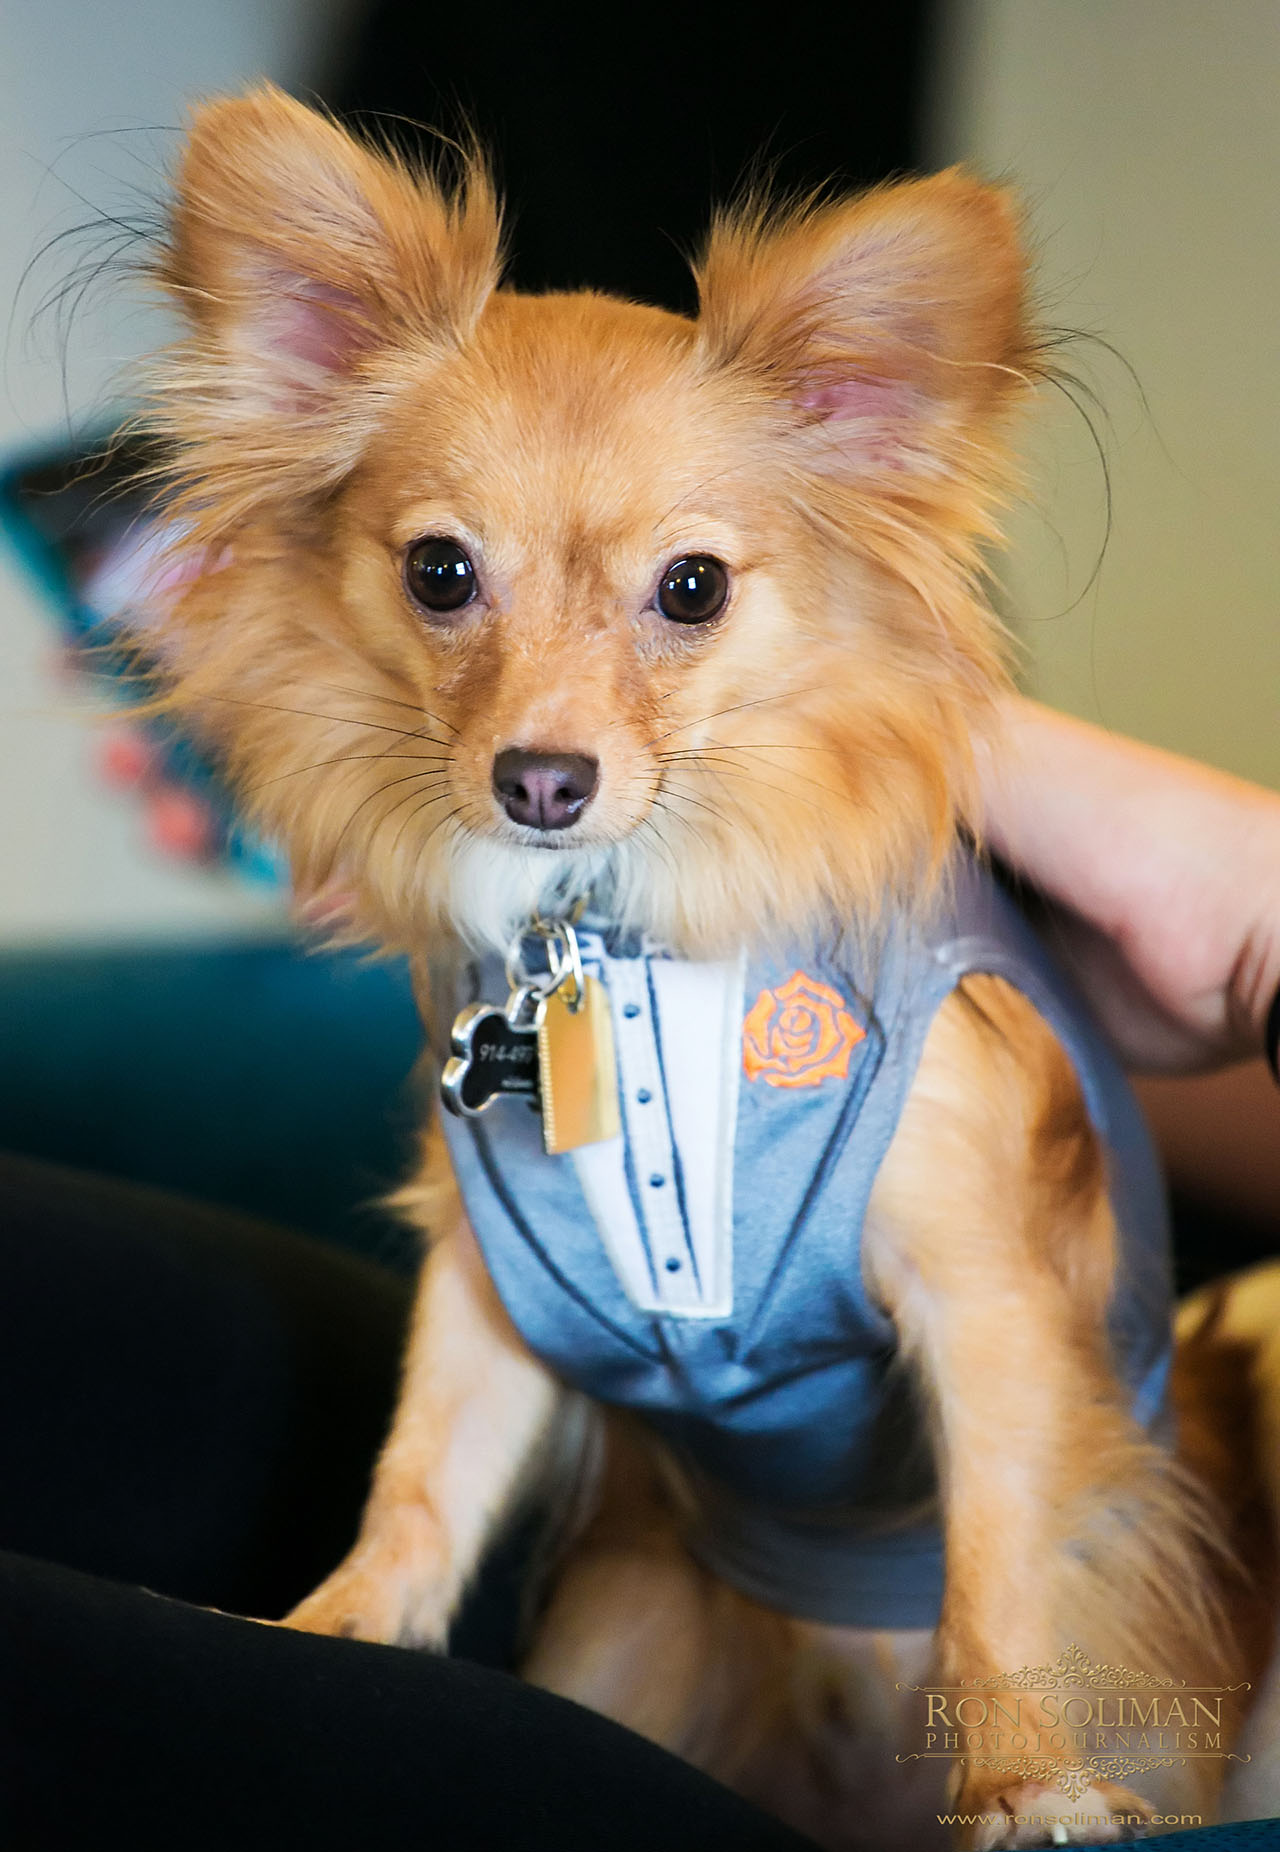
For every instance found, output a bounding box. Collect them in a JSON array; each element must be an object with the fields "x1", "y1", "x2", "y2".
[
  {"x1": 284, "y1": 1505, "x2": 451, "y2": 1650},
  {"x1": 953, "y1": 1776, "x2": 1153, "y2": 1848}
]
